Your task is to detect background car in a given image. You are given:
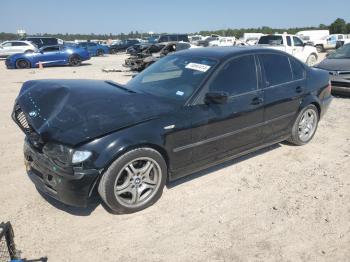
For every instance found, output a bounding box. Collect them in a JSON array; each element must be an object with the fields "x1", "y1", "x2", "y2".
[
  {"x1": 0, "y1": 41, "x2": 38, "y2": 58},
  {"x1": 6, "y1": 45, "x2": 90, "y2": 69},
  {"x1": 158, "y1": 34, "x2": 189, "y2": 43},
  {"x1": 76, "y1": 42, "x2": 110, "y2": 56},
  {"x1": 21, "y1": 36, "x2": 64, "y2": 48},
  {"x1": 315, "y1": 43, "x2": 350, "y2": 95},
  {"x1": 109, "y1": 39, "x2": 140, "y2": 54},
  {"x1": 124, "y1": 42, "x2": 192, "y2": 71}
]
